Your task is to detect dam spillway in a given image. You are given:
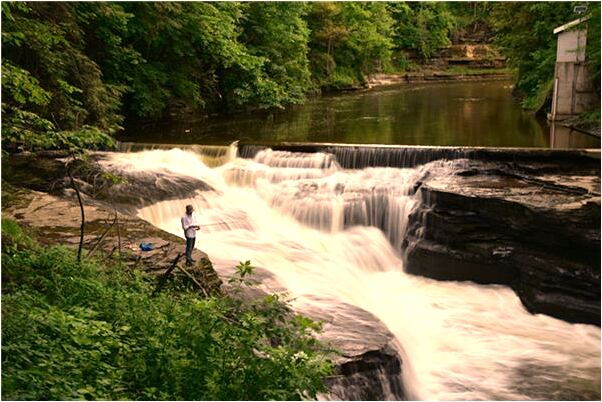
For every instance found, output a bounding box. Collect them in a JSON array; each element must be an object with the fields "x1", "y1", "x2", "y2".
[{"x1": 101, "y1": 143, "x2": 601, "y2": 400}]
